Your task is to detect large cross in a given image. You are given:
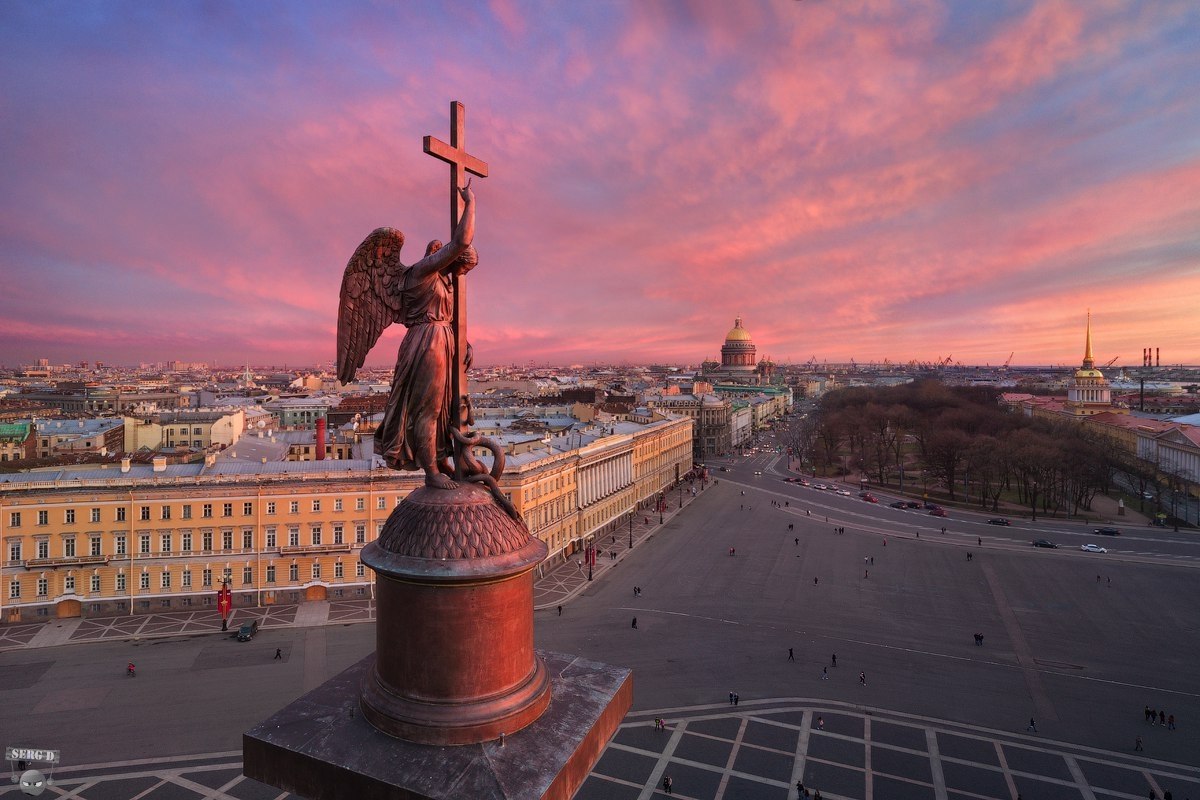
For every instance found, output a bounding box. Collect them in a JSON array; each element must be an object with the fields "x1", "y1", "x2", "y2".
[{"x1": 424, "y1": 101, "x2": 488, "y2": 438}]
